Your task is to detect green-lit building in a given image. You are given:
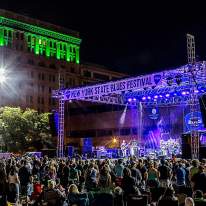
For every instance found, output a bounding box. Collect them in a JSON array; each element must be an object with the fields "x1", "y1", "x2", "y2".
[{"x1": 0, "y1": 9, "x2": 125, "y2": 113}]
